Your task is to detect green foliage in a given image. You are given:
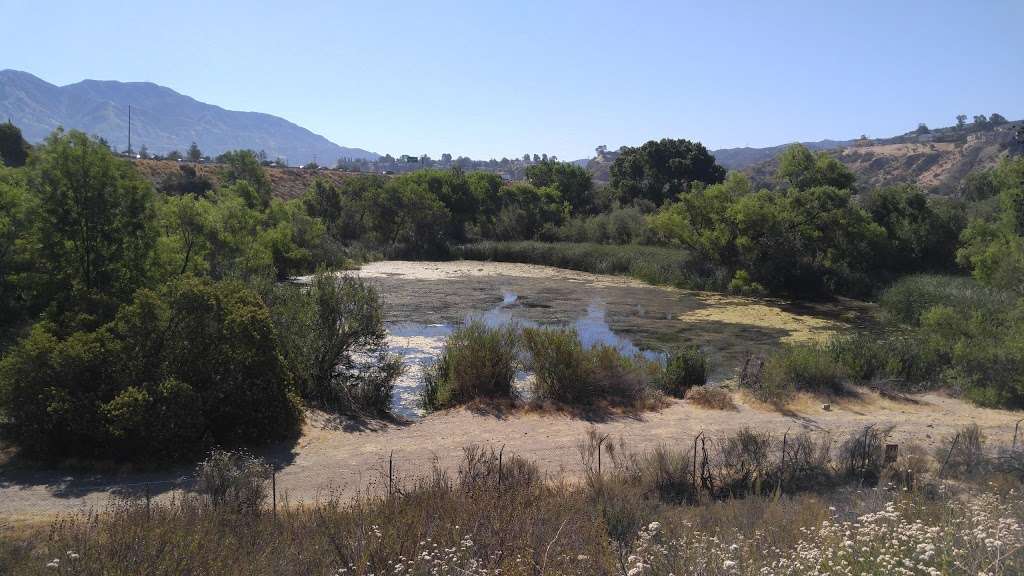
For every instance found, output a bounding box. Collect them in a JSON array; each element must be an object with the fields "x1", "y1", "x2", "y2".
[
  {"x1": 0, "y1": 121, "x2": 30, "y2": 167},
  {"x1": 521, "y1": 327, "x2": 658, "y2": 408},
  {"x1": 753, "y1": 343, "x2": 844, "y2": 403},
  {"x1": 421, "y1": 321, "x2": 521, "y2": 411},
  {"x1": 0, "y1": 167, "x2": 34, "y2": 326},
  {"x1": 27, "y1": 129, "x2": 158, "y2": 327},
  {"x1": 525, "y1": 160, "x2": 595, "y2": 214},
  {"x1": 660, "y1": 345, "x2": 708, "y2": 397},
  {"x1": 0, "y1": 276, "x2": 301, "y2": 461},
  {"x1": 219, "y1": 150, "x2": 272, "y2": 209},
  {"x1": 269, "y1": 270, "x2": 401, "y2": 414},
  {"x1": 957, "y1": 157, "x2": 1024, "y2": 294},
  {"x1": 455, "y1": 241, "x2": 727, "y2": 291},
  {"x1": 776, "y1": 144, "x2": 856, "y2": 191},
  {"x1": 861, "y1": 185, "x2": 966, "y2": 274},
  {"x1": 879, "y1": 274, "x2": 1012, "y2": 326},
  {"x1": 609, "y1": 138, "x2": 726, "y2": 205}
]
